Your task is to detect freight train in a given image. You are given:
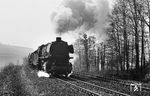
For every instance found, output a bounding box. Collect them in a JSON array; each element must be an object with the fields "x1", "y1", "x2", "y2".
[{"x1": 28, "y1": 37, "x2": 74, "y2": 77}]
